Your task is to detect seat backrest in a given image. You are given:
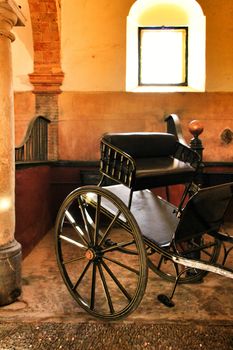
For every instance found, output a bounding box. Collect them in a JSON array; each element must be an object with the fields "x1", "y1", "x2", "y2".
[
  {"x1": 175, "y1": 182, "x2": 233, "y2": 242},
  {"x1": 164, "y1": 114, "x2": 188, "y2": 146},
  {"x1": 102, "y1": 132, "x2": 177, "y2": 158},
  {"x1": 100, "y1": 131, "x2": 200, "y2": 189}
]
